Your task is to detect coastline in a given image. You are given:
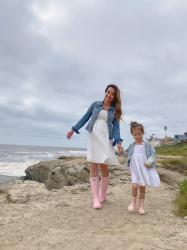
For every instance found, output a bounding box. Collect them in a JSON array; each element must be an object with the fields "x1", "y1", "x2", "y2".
[{"x1": 0, "y1": 144, "x2": 87, "y2": 181}]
